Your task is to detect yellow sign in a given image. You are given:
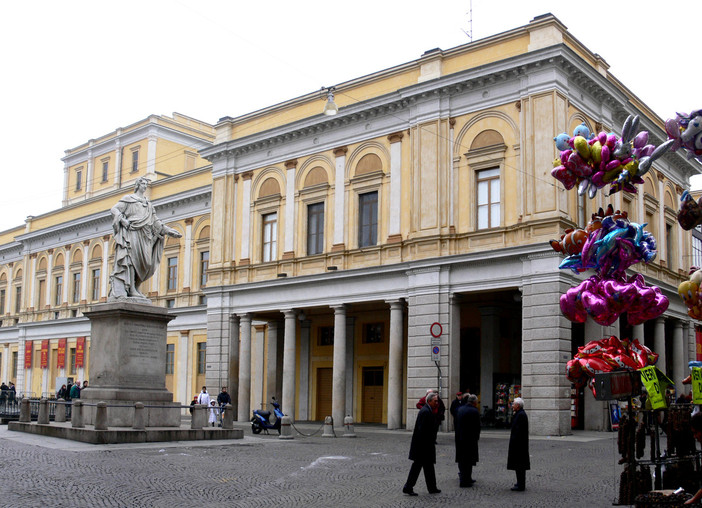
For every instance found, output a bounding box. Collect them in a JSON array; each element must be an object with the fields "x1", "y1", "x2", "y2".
[
  {"x1": 639, "y1": 366, "x2": 666, "y2": 409},
  {"x1": 692, "y1": 367, "x2": 702, "y2": 405}
]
